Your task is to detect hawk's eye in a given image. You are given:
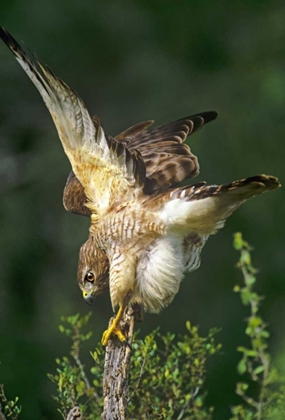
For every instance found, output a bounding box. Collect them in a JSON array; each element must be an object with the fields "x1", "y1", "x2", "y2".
[{"x1": 85, "y1": 271, "x2": 95, "y2": 283}]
